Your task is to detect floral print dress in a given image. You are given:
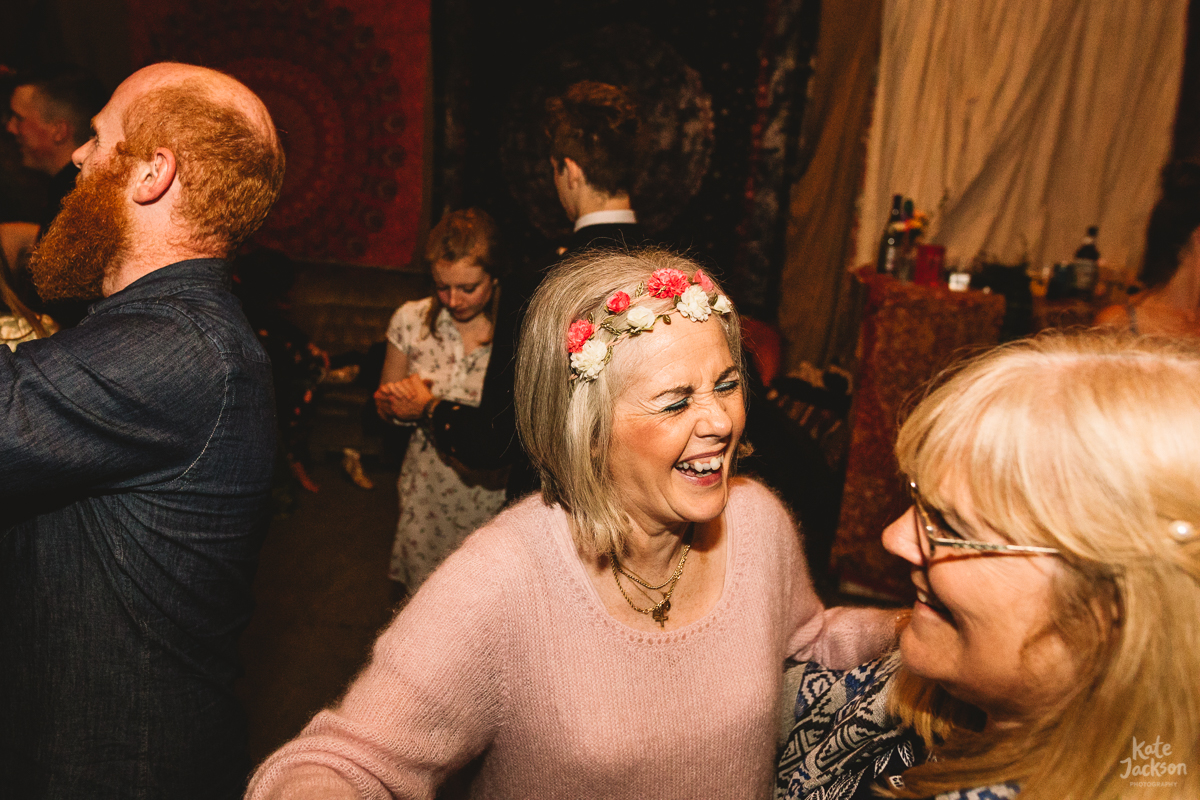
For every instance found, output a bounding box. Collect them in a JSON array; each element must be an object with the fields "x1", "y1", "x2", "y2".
[{"x1": 386, "y1": 297, "x2": 508, "y2": 590}]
